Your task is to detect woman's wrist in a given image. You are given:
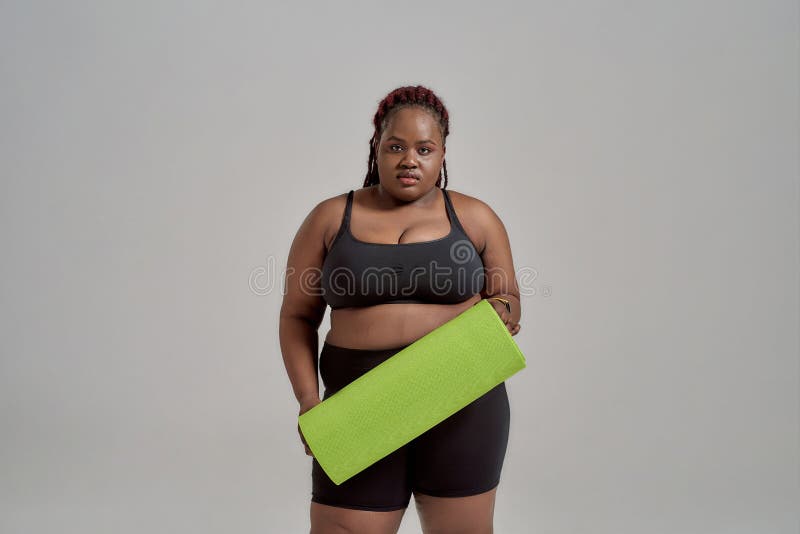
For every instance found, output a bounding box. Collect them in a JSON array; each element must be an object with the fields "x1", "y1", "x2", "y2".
[
  {"x1": 298, "y1": 392, "x2": 320, "y2": 407},
  {"x1": 485, "y1": 296, "x2": 512, "y2": 314}
]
